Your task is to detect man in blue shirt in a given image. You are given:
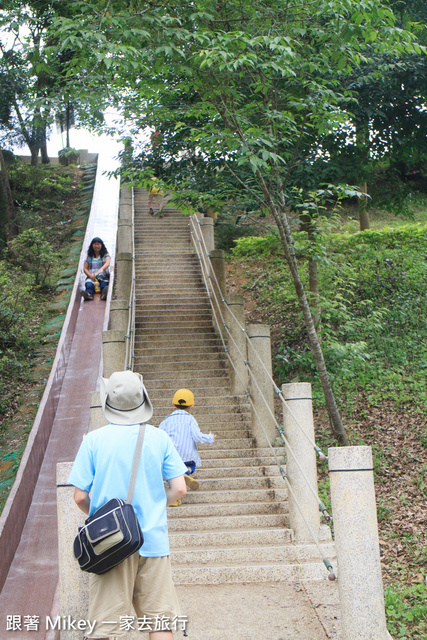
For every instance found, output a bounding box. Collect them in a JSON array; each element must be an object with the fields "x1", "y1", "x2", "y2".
[
  {"x1": 159, "y1": 389, "x2": 216, "y2": 504},
  {"x1": 69, "y1": 371, "x2": 187, "y2": 640}
]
